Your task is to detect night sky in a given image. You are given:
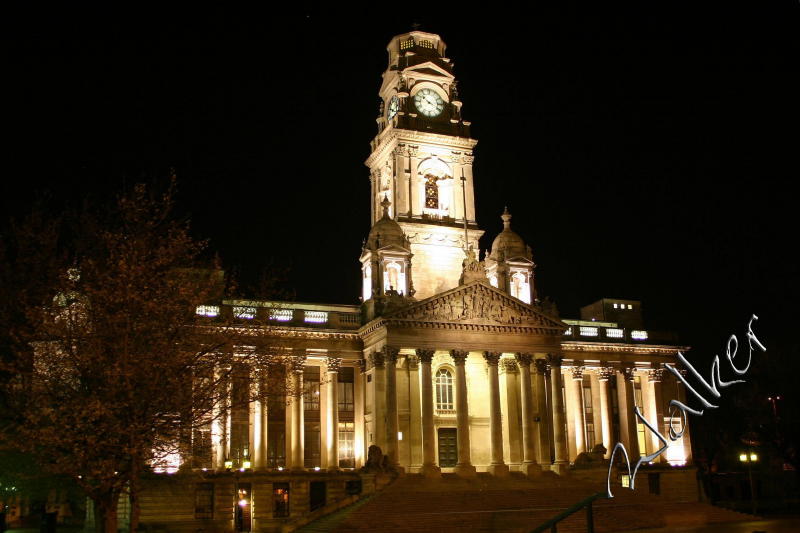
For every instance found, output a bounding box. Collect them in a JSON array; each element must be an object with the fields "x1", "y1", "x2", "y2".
[{"x1": 4, "y1": 6, "x2": 799, "y2": 364}]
